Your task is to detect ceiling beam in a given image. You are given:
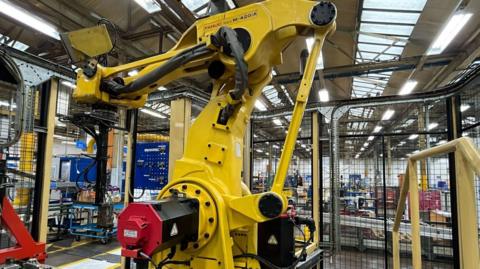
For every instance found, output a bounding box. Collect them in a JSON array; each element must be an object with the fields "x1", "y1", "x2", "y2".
[{"x1": 273, "y1": 53, "x2": 456, "y2": 84}]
